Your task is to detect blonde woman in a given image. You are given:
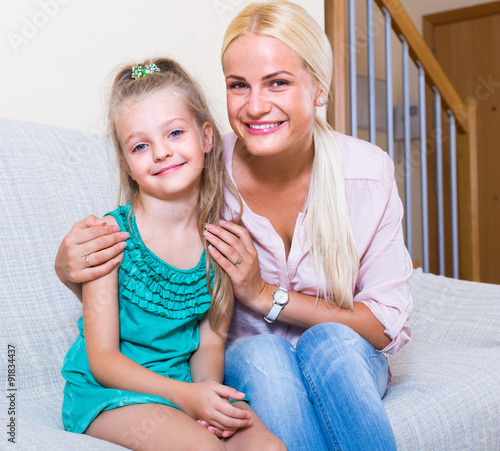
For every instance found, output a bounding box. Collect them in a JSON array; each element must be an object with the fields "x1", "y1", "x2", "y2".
[{"x1": 55, "y1": 2, "x2": 412, "y2": 449}]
